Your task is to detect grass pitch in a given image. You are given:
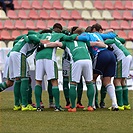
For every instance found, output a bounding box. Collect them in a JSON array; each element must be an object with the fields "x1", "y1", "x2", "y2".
[{"x1": 0, "y1": 90, "x2": 133, "y2": 133}]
